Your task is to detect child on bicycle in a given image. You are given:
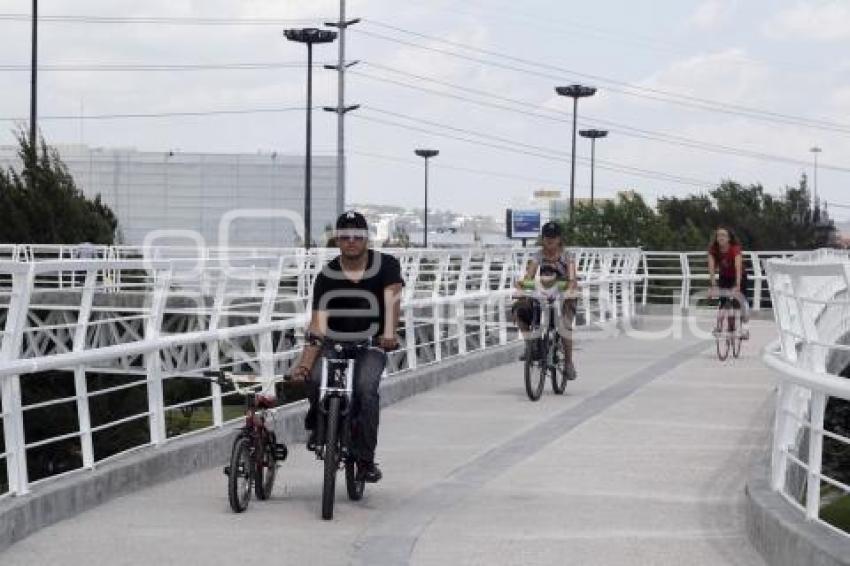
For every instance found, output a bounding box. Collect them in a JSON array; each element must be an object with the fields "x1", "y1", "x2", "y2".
[
  {"x1": 707, "y1": 226, "x2": 750, "y2": 340},
  {"x1": 512, "y1": 221, "x2": 579, "y2": 379}
]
